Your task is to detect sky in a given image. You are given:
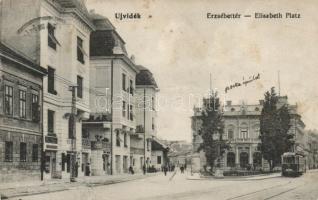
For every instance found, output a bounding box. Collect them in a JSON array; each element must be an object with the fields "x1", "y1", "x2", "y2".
[{"x1": 87, "y1": 0, "x2": 318, "y2": 142}]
